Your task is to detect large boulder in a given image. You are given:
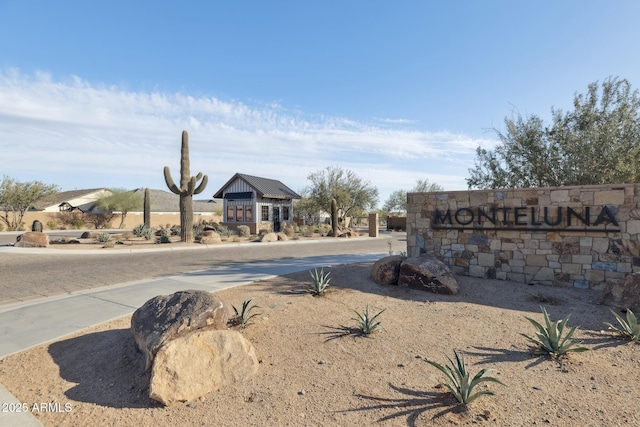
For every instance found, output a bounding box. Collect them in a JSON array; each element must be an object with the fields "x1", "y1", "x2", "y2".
[
  {"x1": 398, "y1": 255, "x2": 460, "y2": 295},
  {"x1": 260, "y1": 232, "x2": 278, "y2": 243},
  {"x1": 131, "y1": 290, "x2": 228, "y2": 370},
  {"x1": 601, "y1": 273, "x2": 640, "y2": 313},
  {"x1": 198, "y1": 230, "x2": 221, "y2": 244},
  {"x1": 15, "y1": 231, "x2": 49, "y2": 248},
  {"x1": 370, "y1": 255, "x2": 405, "y2": 285},
  {"x1": 149, "y1": 330, "x2": 259, "y2": 405}
]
